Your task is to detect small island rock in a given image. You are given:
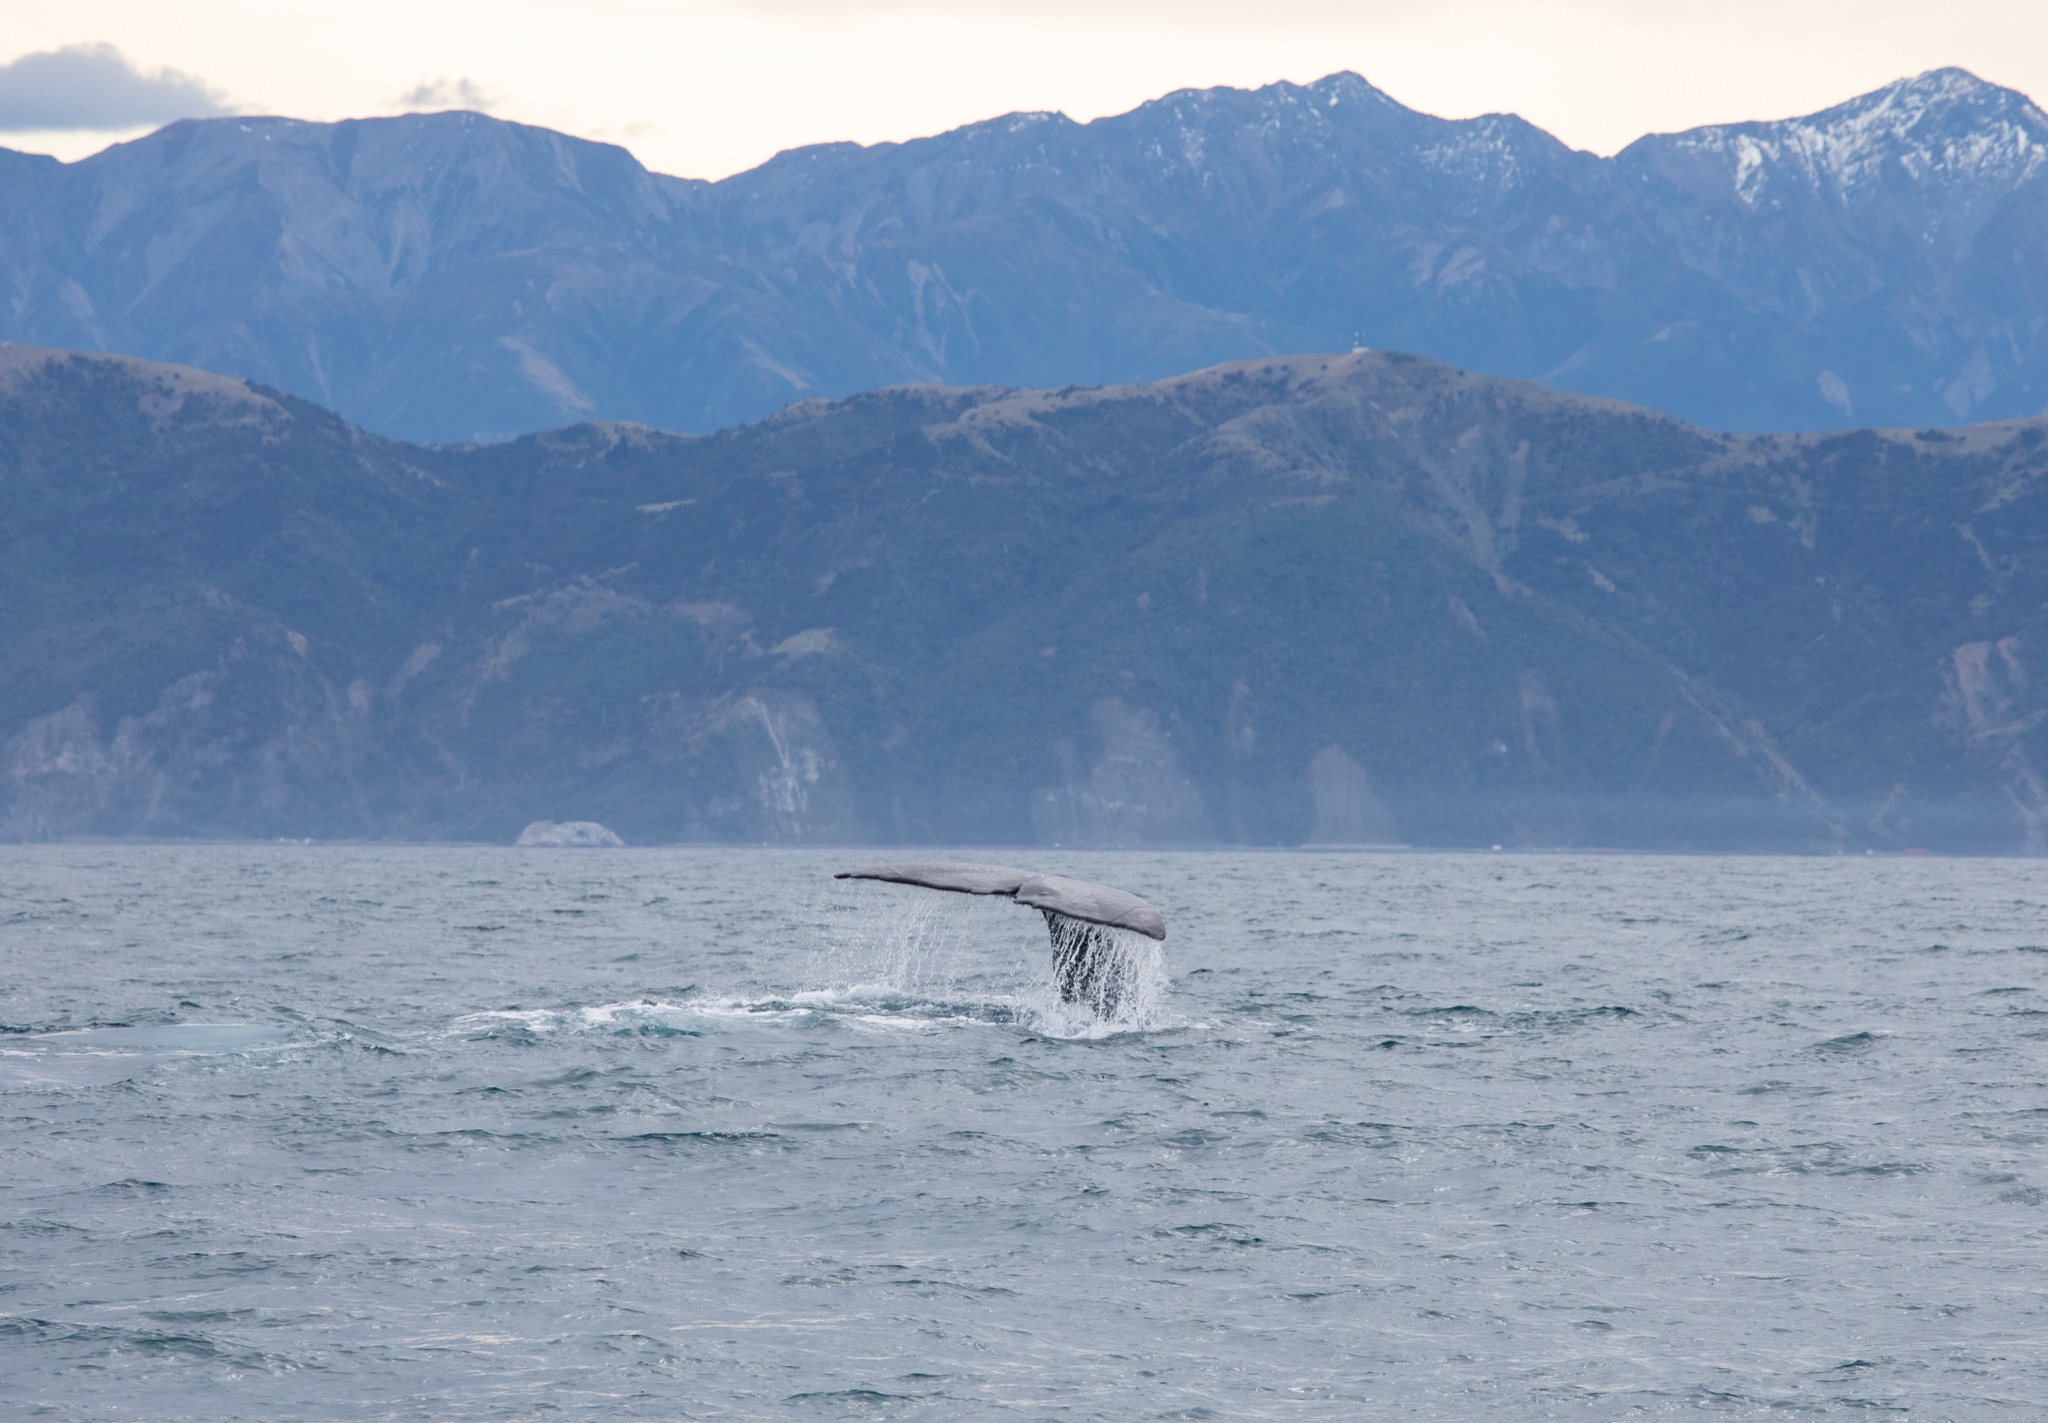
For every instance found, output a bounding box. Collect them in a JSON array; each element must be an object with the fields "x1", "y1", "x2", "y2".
[{"x1": 515, "y1": 820, "x2": 625, "y2": 848}]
